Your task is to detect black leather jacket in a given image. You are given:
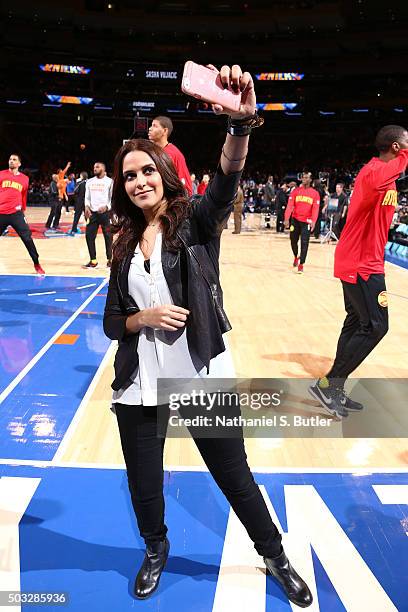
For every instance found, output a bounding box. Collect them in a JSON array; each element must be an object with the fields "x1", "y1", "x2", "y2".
[{"x1": 103, "y1": 167, "x2": 241, "y2": 391}]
